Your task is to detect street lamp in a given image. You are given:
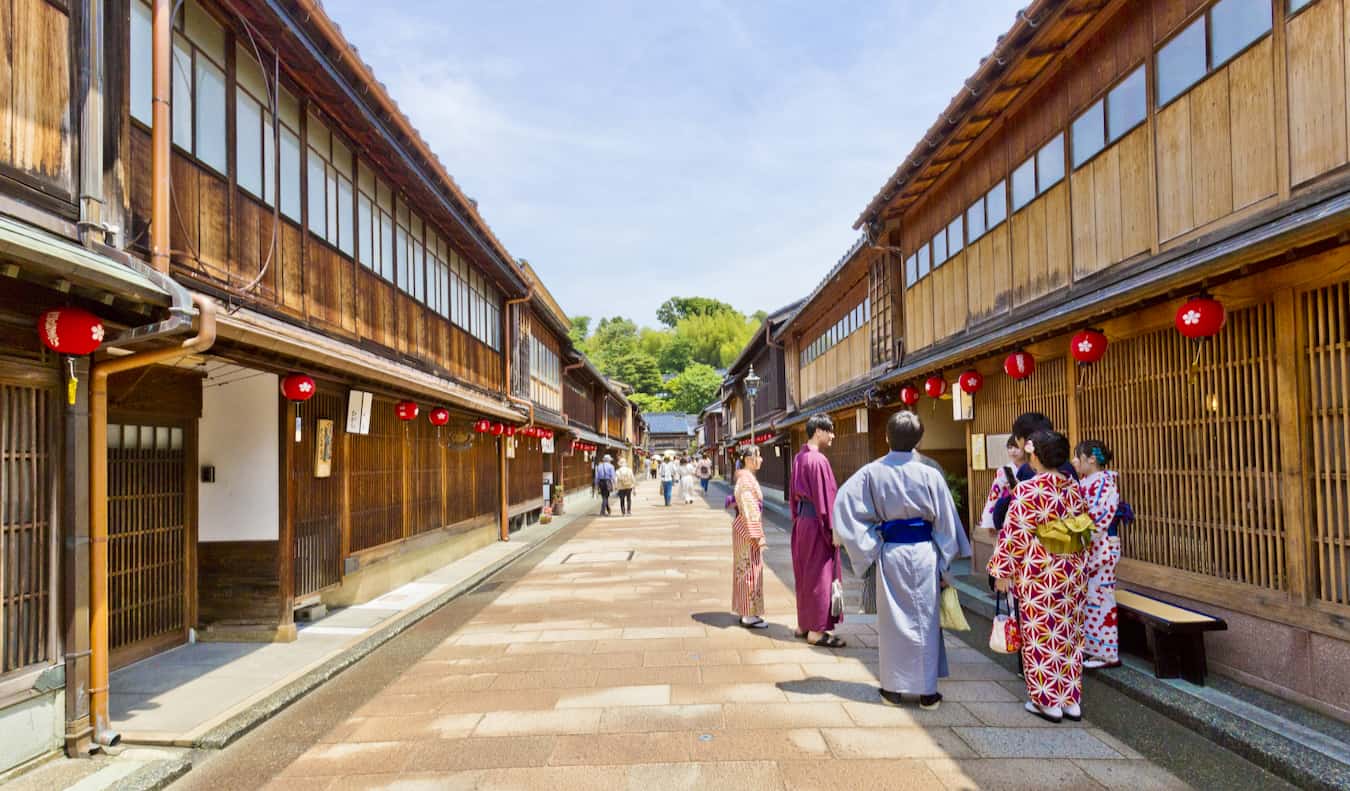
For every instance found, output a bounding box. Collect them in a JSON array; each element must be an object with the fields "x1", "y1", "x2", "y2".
[{"x1": 745, "y1": 365, "x2": 761, "y2": 451}]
